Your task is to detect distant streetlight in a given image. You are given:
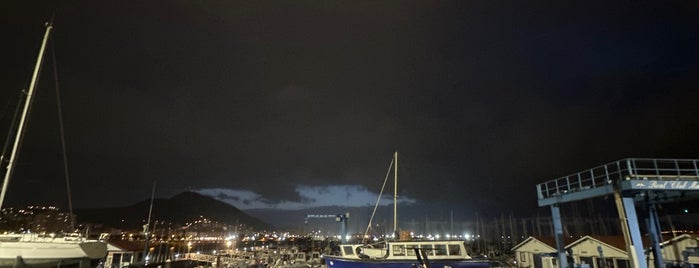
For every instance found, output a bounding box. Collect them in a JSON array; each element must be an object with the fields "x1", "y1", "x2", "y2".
[{"x1": 187, "y1": 242, "x2": 192, "y2": 258}]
